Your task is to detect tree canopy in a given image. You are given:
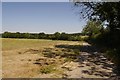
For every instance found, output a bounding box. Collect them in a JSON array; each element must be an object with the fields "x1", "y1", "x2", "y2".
[
  {"x1": 75, "y1": 1, "x2": 120, "y2": 75},
  {"x1": 82, "y1": 20, "x2": 103, "y2": 36},
  {"x1": 75, "y1": 2, "x2": 120, "y2": 31}
]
